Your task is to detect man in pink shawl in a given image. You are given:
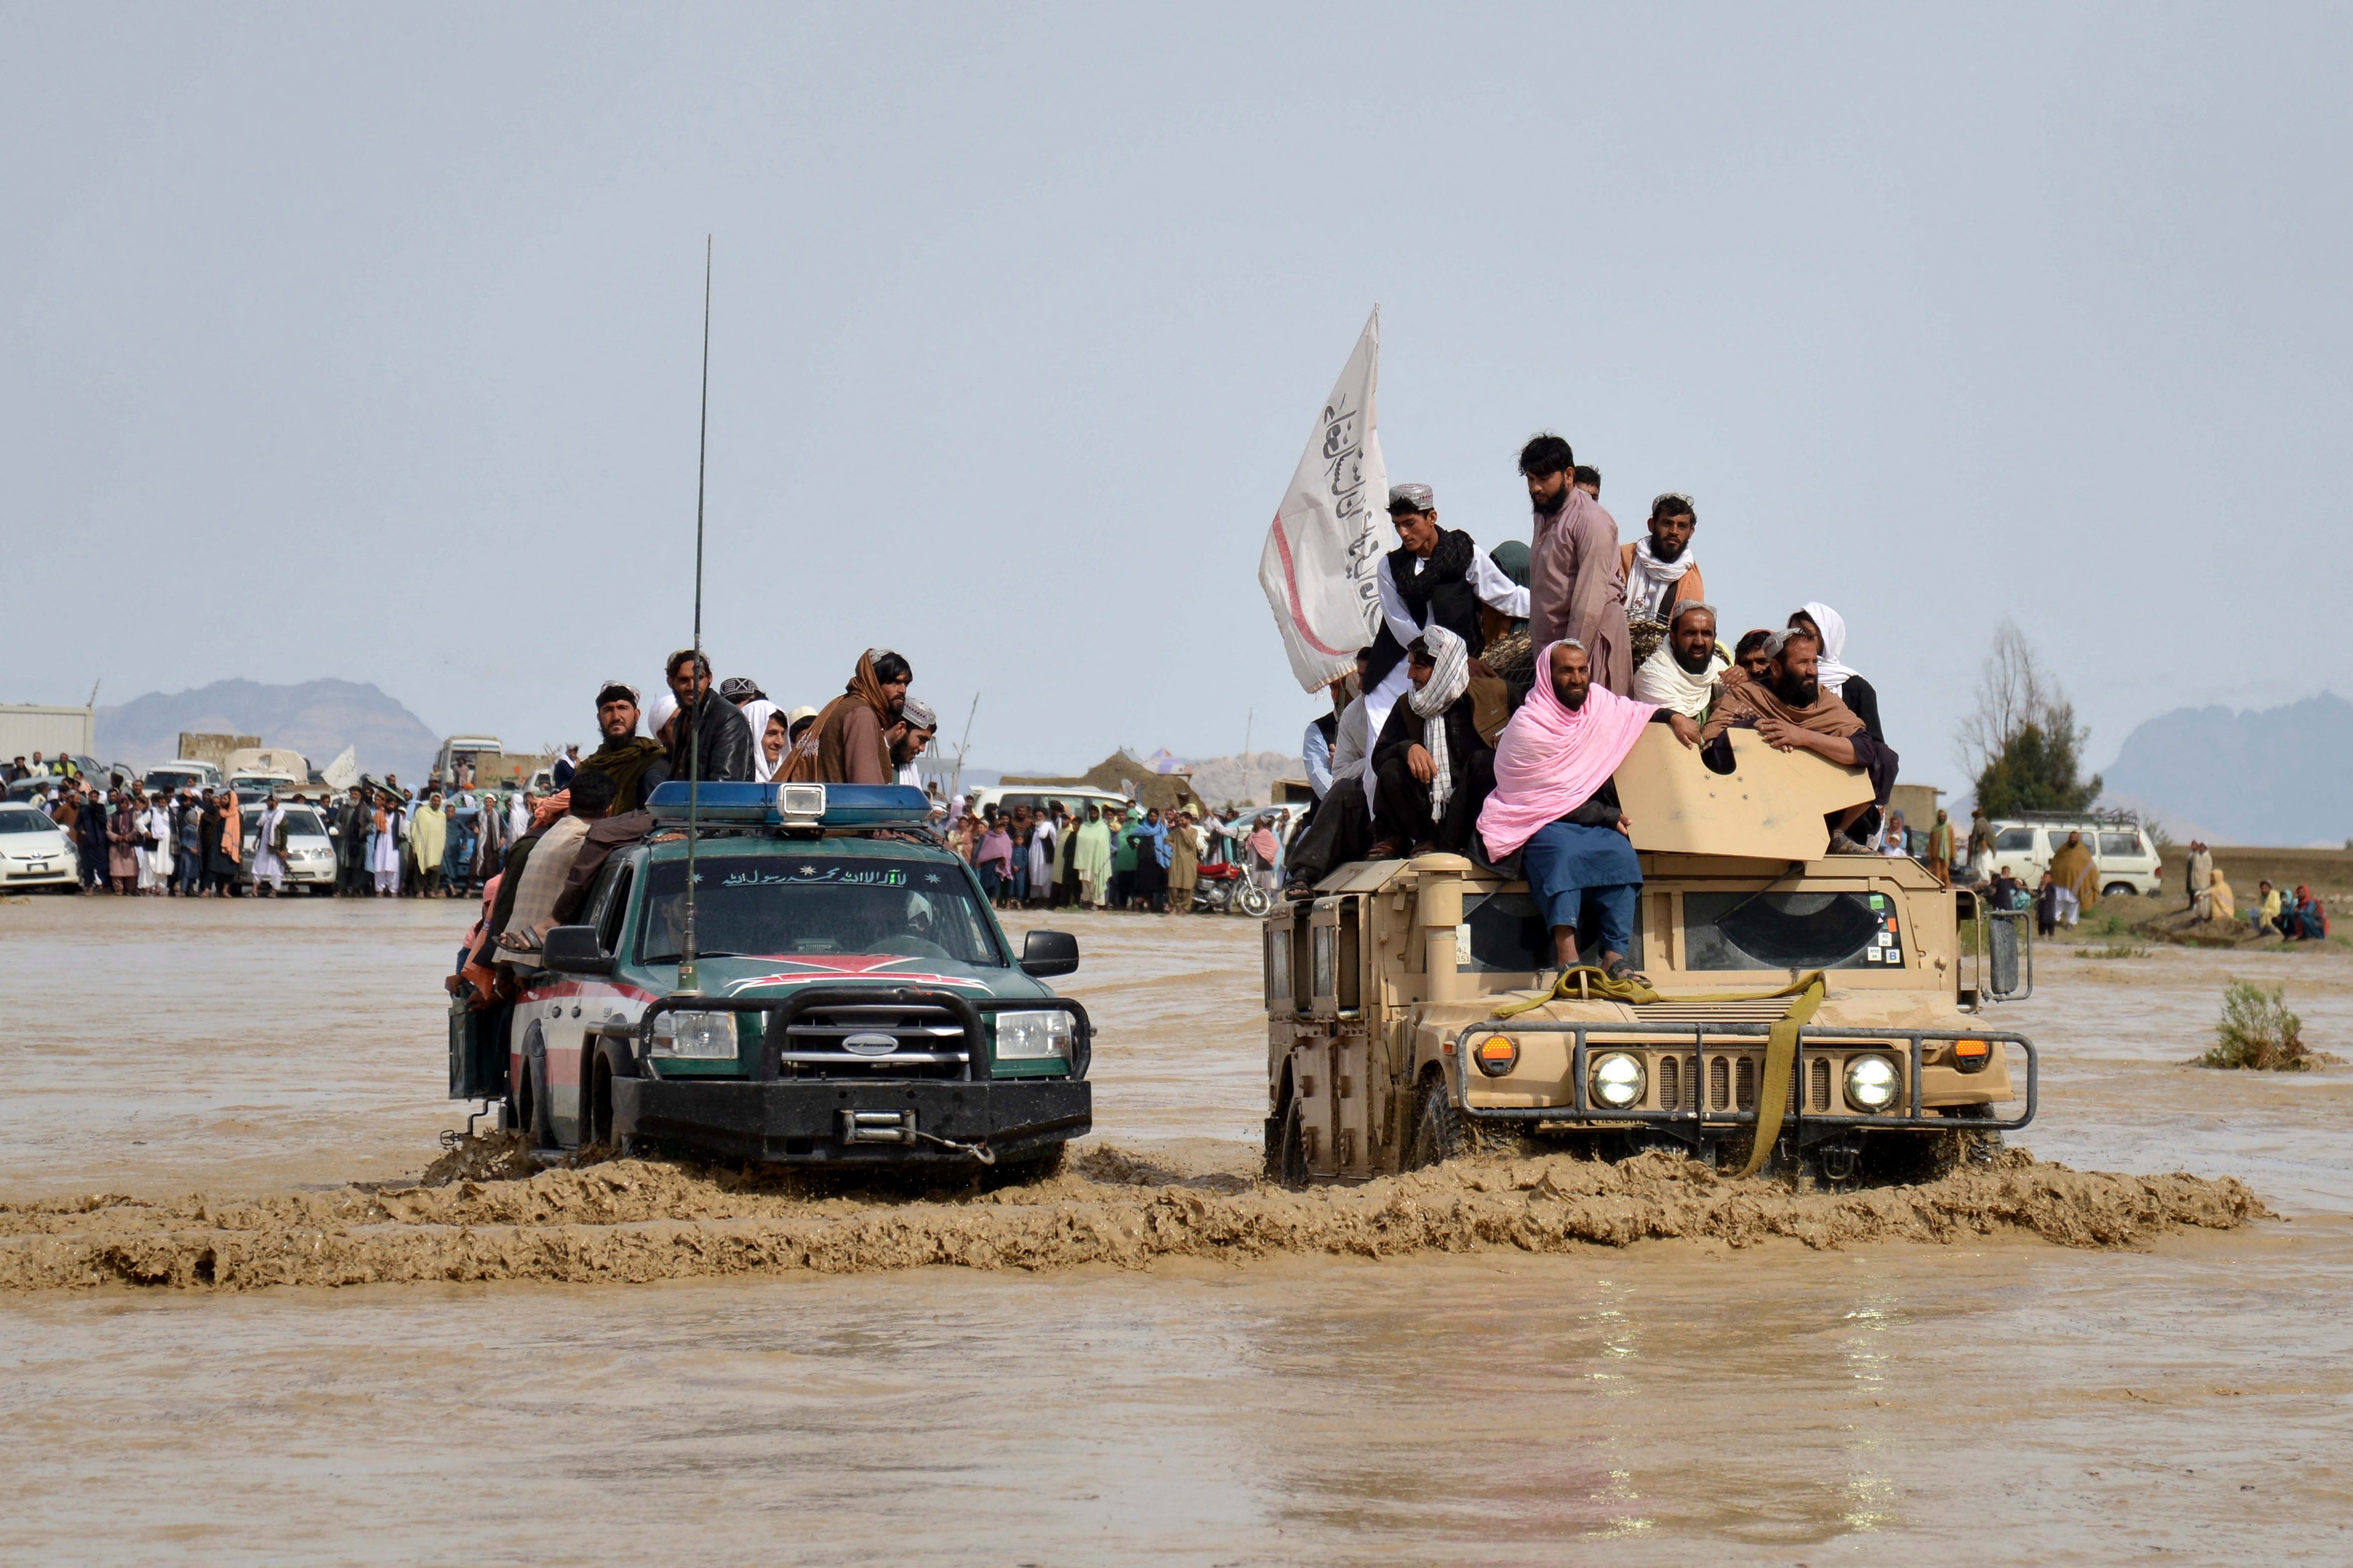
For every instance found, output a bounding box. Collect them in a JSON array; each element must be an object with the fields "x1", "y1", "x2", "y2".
[
  {"x1": 1520, "y1": 434, "x2": 1633, "y2": 695},
  {"x1": 1477, "y1": 640, "x2": 1664, "y2": 981}
]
